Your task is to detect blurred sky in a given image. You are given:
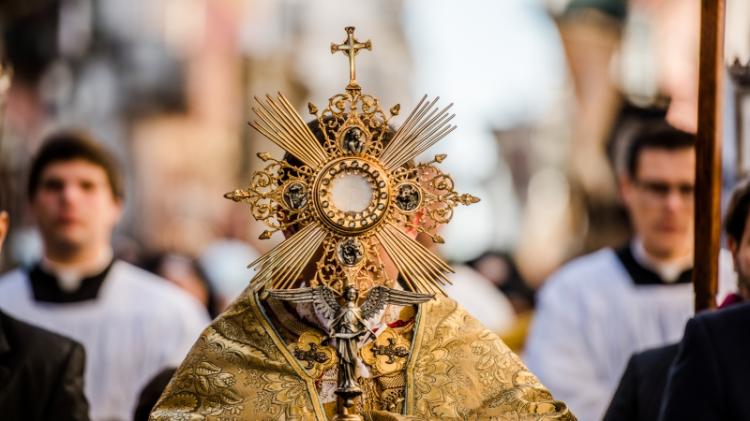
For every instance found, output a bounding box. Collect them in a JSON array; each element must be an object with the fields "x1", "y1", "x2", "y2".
[{"x1": 403, "y1": 0, "x2": 567, "y2": 260}]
